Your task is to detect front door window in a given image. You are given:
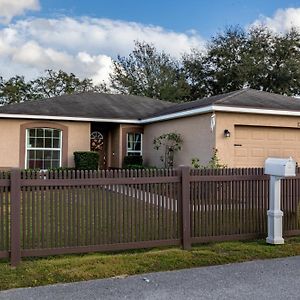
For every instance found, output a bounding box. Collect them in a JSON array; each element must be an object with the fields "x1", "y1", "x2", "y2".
[{"x1": 91, "y1": 131, "x2": 106, "y2": 169}]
